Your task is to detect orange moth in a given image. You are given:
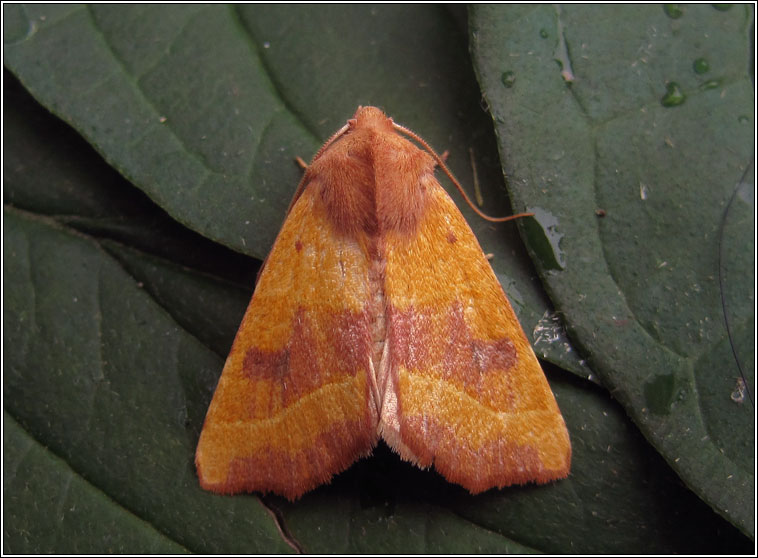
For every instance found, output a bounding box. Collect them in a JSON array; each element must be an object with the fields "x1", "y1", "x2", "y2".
[{"x1": 195, "y1": 106, "x2": 571, "y2": 499}]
